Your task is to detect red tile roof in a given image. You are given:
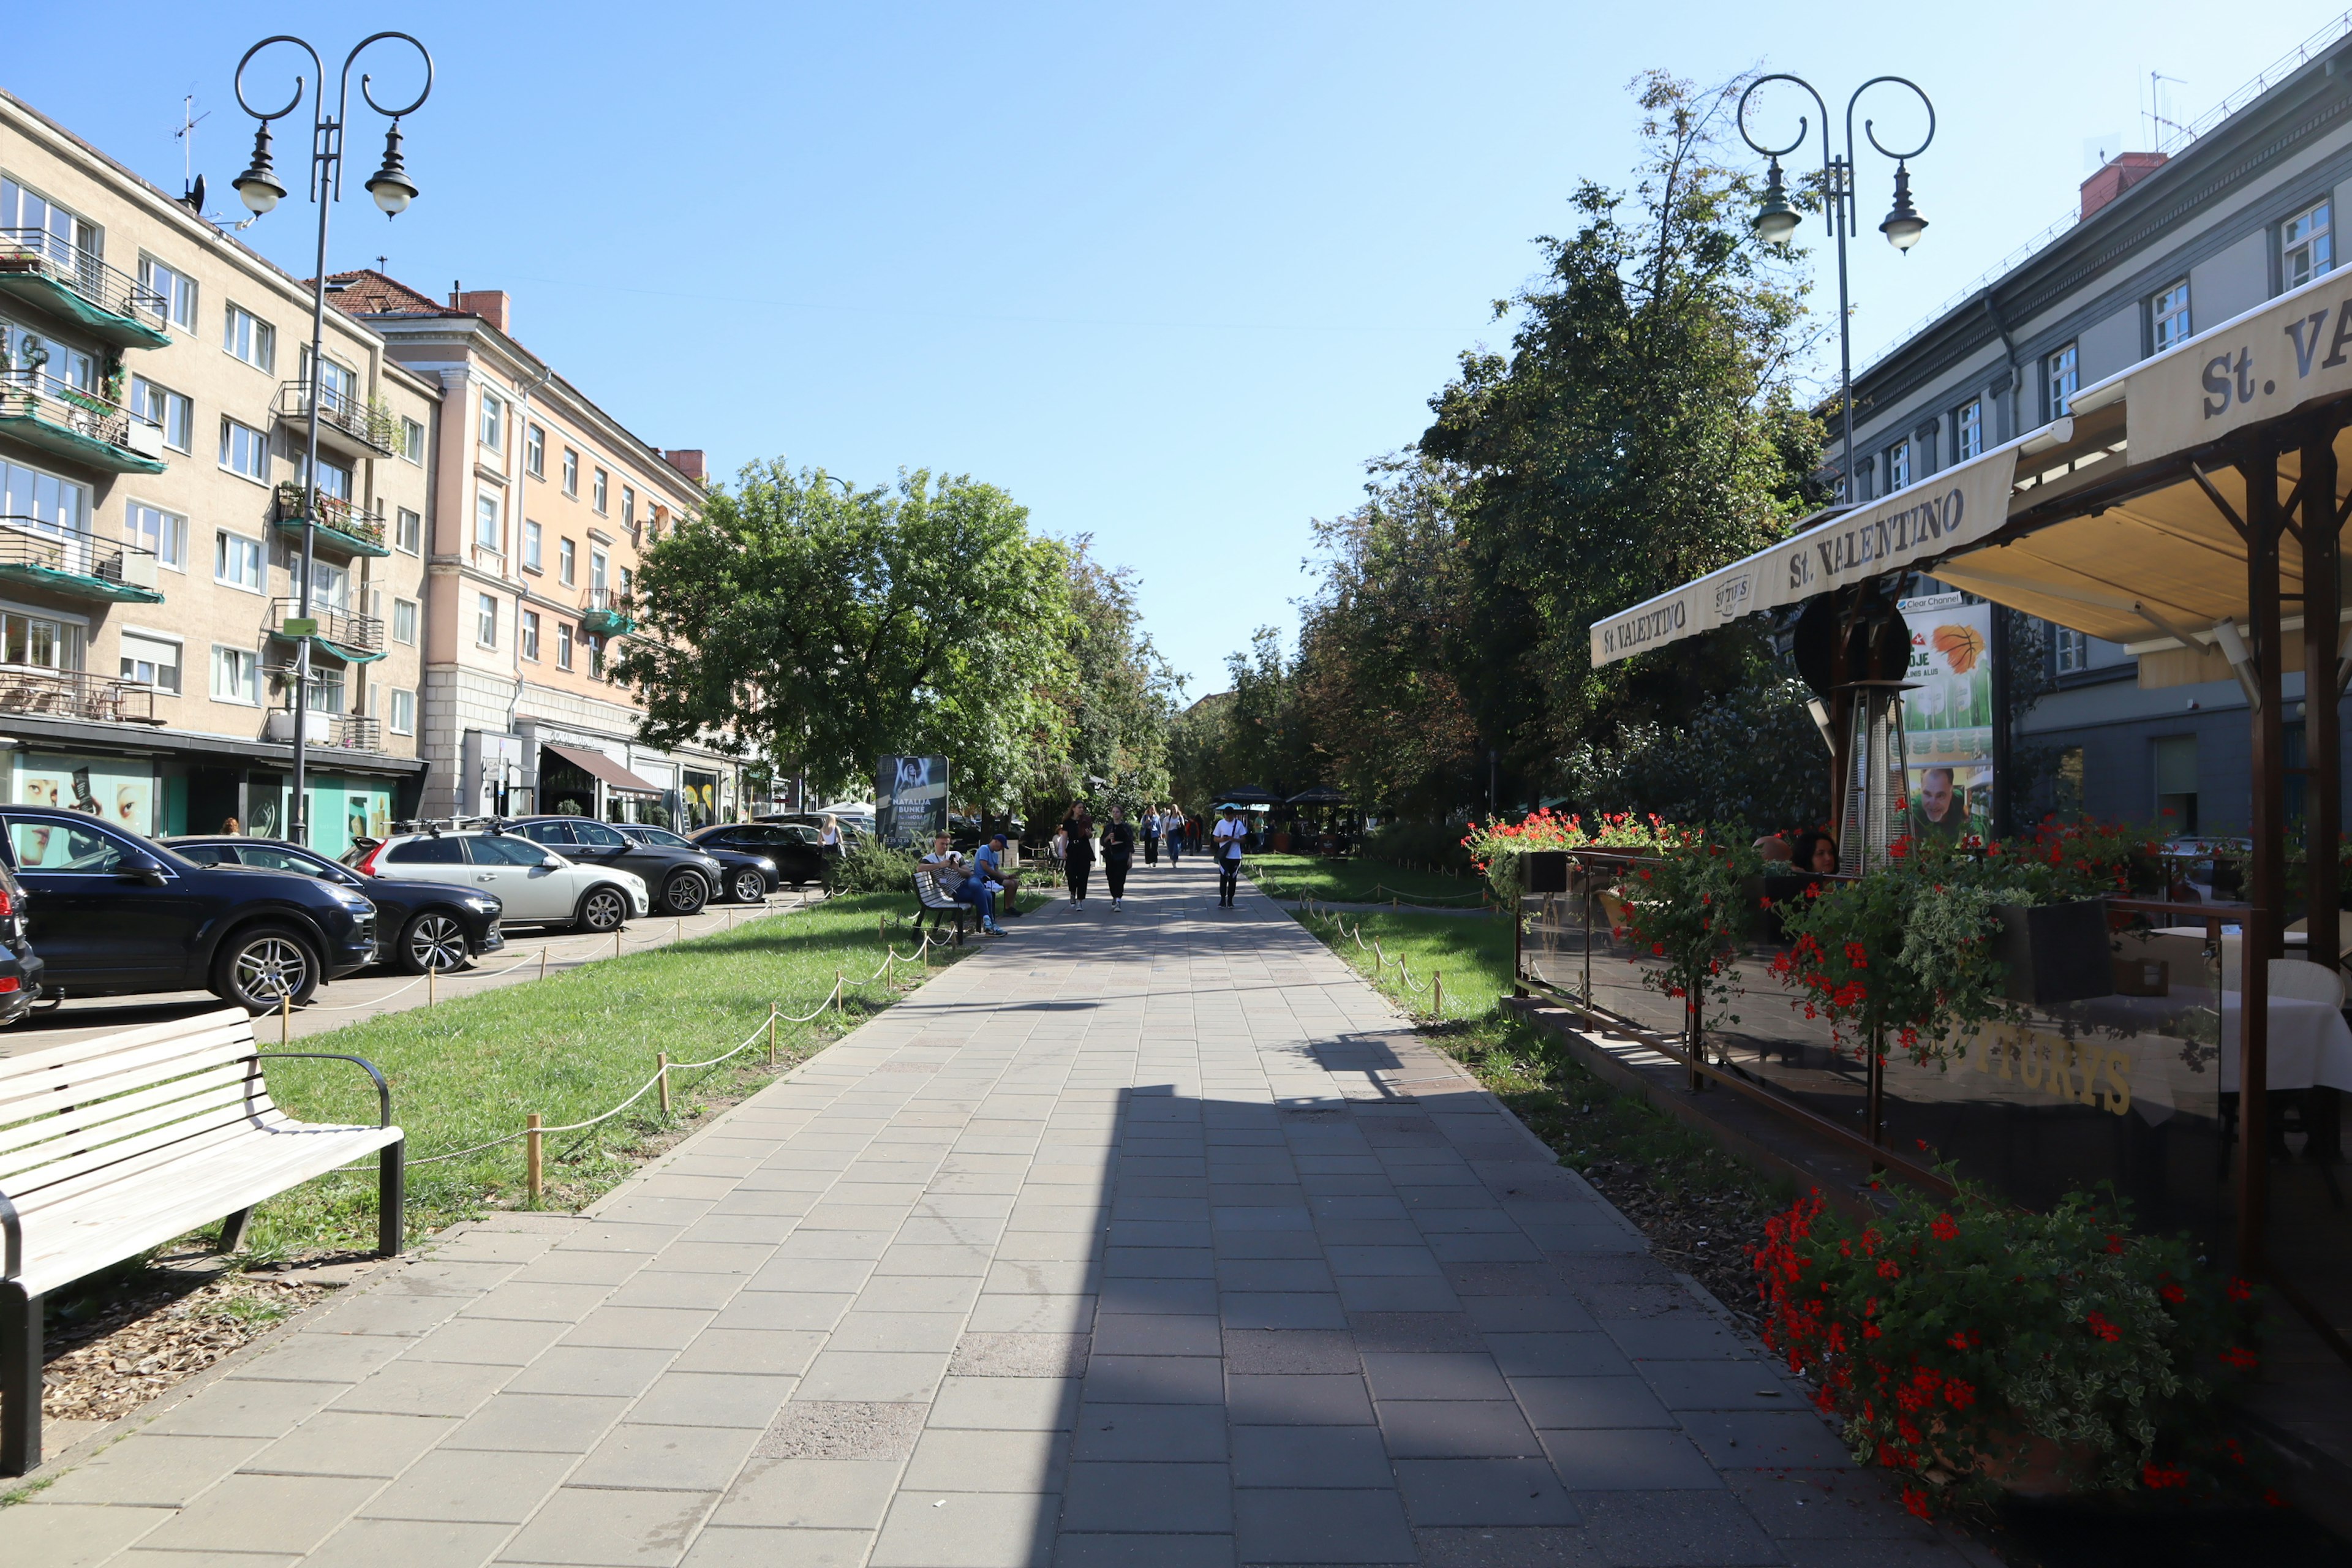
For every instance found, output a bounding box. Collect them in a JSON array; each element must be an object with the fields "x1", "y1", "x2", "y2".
[{"x1": 323, "y1": 268, "x2": 458, "y2": 316}]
